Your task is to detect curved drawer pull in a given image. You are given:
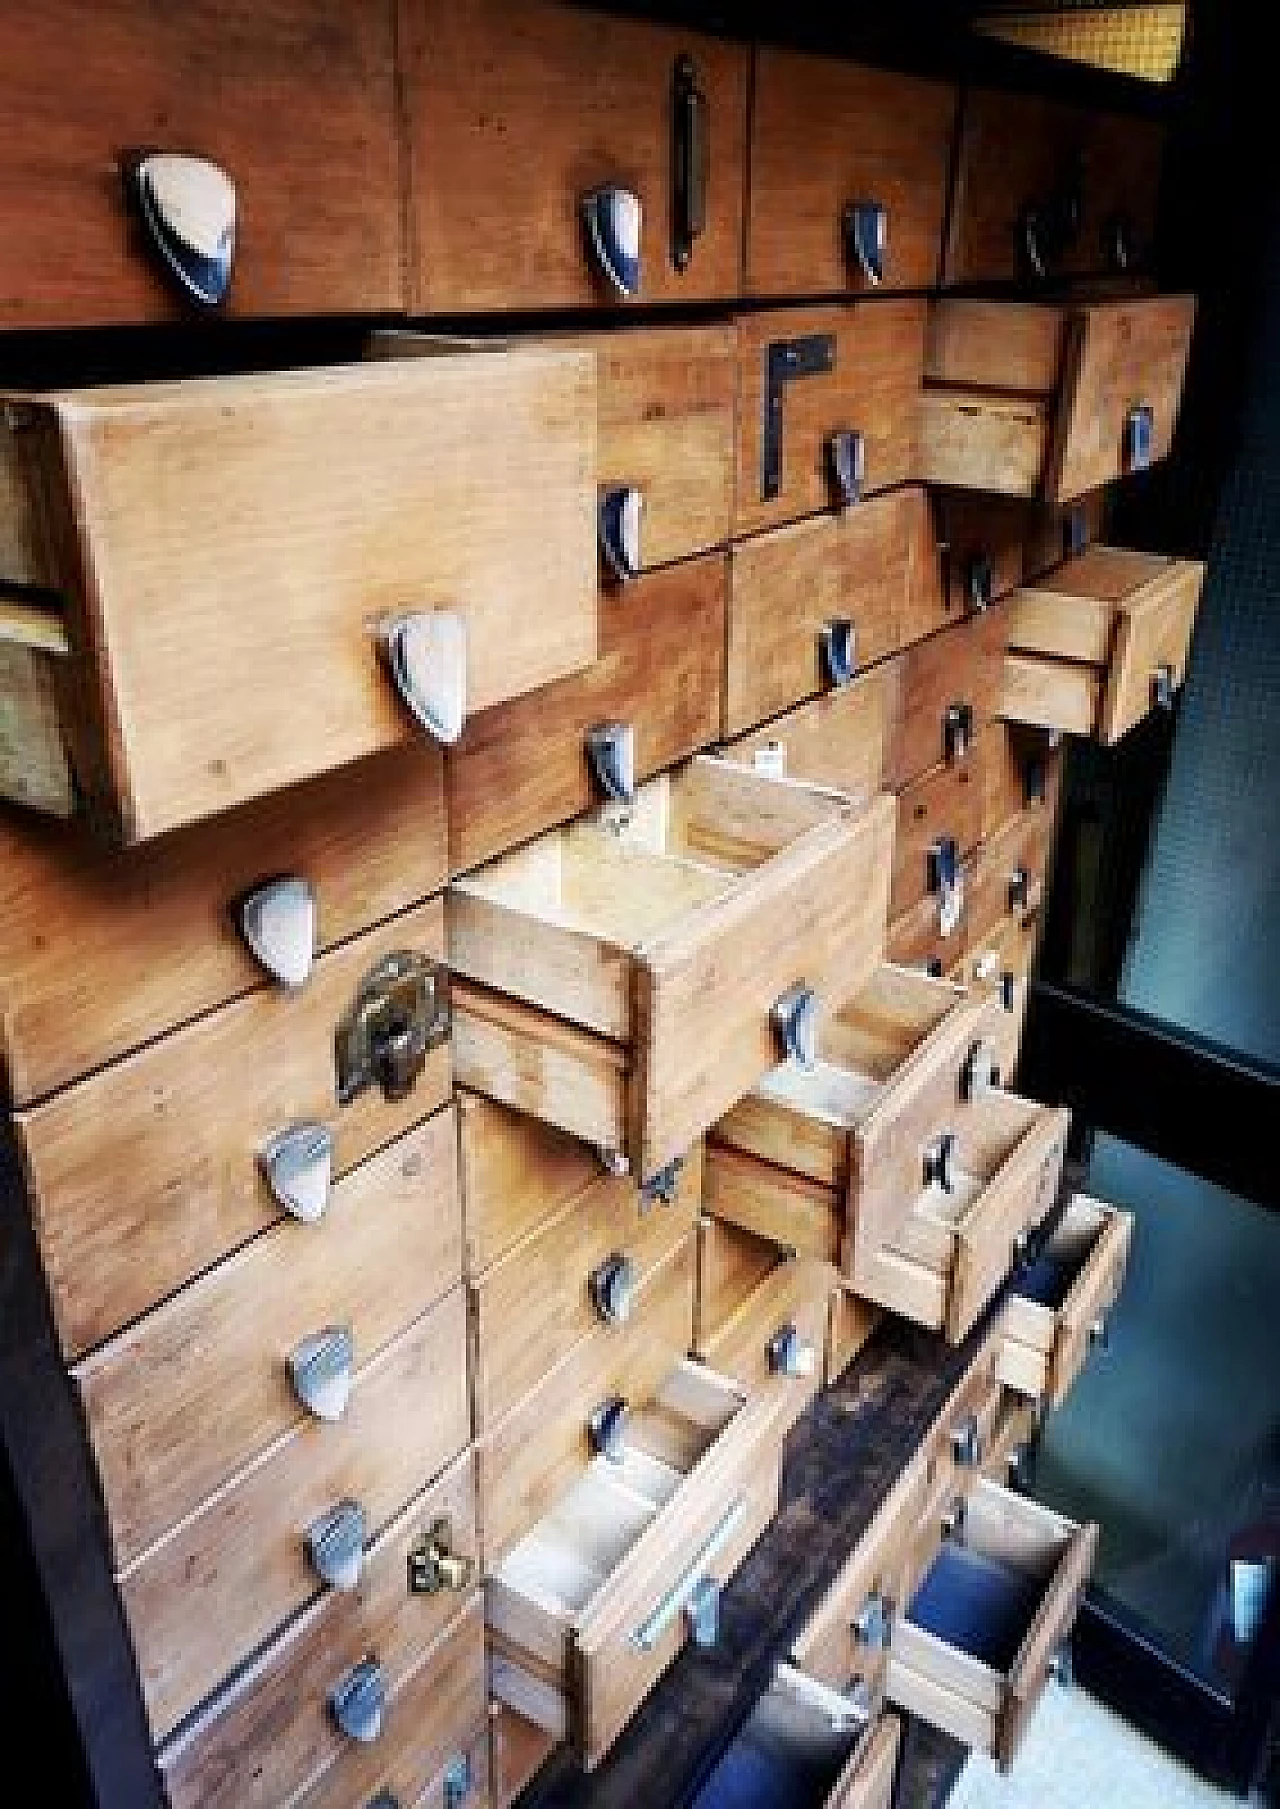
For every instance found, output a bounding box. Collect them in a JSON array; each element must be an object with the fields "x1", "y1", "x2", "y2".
[
  {"x1": 966, "y1": 551, "x2": 994, "y2": 614},
  {"x1": 960, "y1": 1038, "x2": 999, "y2": 1104},
  {"x1": 598, "y1": 484, "x2": 644, "y2": 582},
  {"x1": 587, "y1": 1394, "x2": 629, "y2": 1464},
  {"x1": 235, "y1": 876, "x2": 316, "y2": 988},
  {"x1": 409, "y1": 1517, "x2": 474, "y2": 1596},
  {"x1": 1023, "y1": 753, "x2": 1048, "y2": 806},
  {"x1": 923, "y1": 1131, "x2": 956, "y2": 1195},
  {"x1": 381, "y1": 609, "x2": 467, "y2": 746},
  {"x1": 1048, "y1": 1642, "x2": 1074, "y2": 1688},
  {"x1": 582, "y1": 185, "x2": 642, "y2": 298},
  {"x1": 335, "y1": 951, "x2": 451, "y2": 1107},
  {"x1": 1000, "y1": 970, "x2": 1017, "y2": 1012},
  {"x1": 819, "y1": 618, "x2": 857, "y2": 690},
  {"x1": 586, "y1": 720, "x2": 636, "y2": 807},
  {"x1": 289, "y1": 1325, "x2": 354, "y2": 1422},
  {"x1": 1124, "y1": 404, "x2": 1155, "y2": 474},
  {"x1": 1088, "y1": 1317, "x2": 1110, "y2": 1352},
  {"x1": 328, "y1": 1656, "x2": 385, "y2": 1744},
  {"x1": 943, "y1": 702, "x2": 973, "y2": 764},
  {"x1": 772, "y1": 982, "x2": 819, "y2": 1070},
  {"x1": 258, "y1": 1121, "x2": 334, "y2": 1225},
  {"x1": 844, "y1": 200, "x2": 887, "y2": 287},
  {"x1": 589, "y1": 1252, "x2": 637, "y2": 1326},
  {"x1": 366, "y1": 1794, "x2": 399, "y2": 1809},
  {"x1": 1007, "y1": 1443, "x2": 1032, "y2": 1493},
  {"x1": 1018, "y1": 202, "x2": 1050, "y2": 282},
  {"x1": 1151, "y1": 663, "x2": 1176, "y2": 713},
  {"x1": 443, "y1": 1754, "x2": 475, "y2": 1808},
  {"x1": 1008, "y1": 866, "x2": 1031, "y2": 915},
  {"x1": 826, "y1": 429, "x2": 865, "y2": 509},
  {"x1": 306, "y1": 1498, "x2": 367, "y2": 1592},
  {"x1": 629, "y1": 1497, "x2": 748, "y2": 1652},
  {"x1": 766, "y1": 1320, "x2": 816, "y2": 1380},
  {"x1": 927, "y1": 836, "x2": 962, "y2": 939},
  {"x1": 125, "y1": 152, "x2": 236, "y2": 307}
]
